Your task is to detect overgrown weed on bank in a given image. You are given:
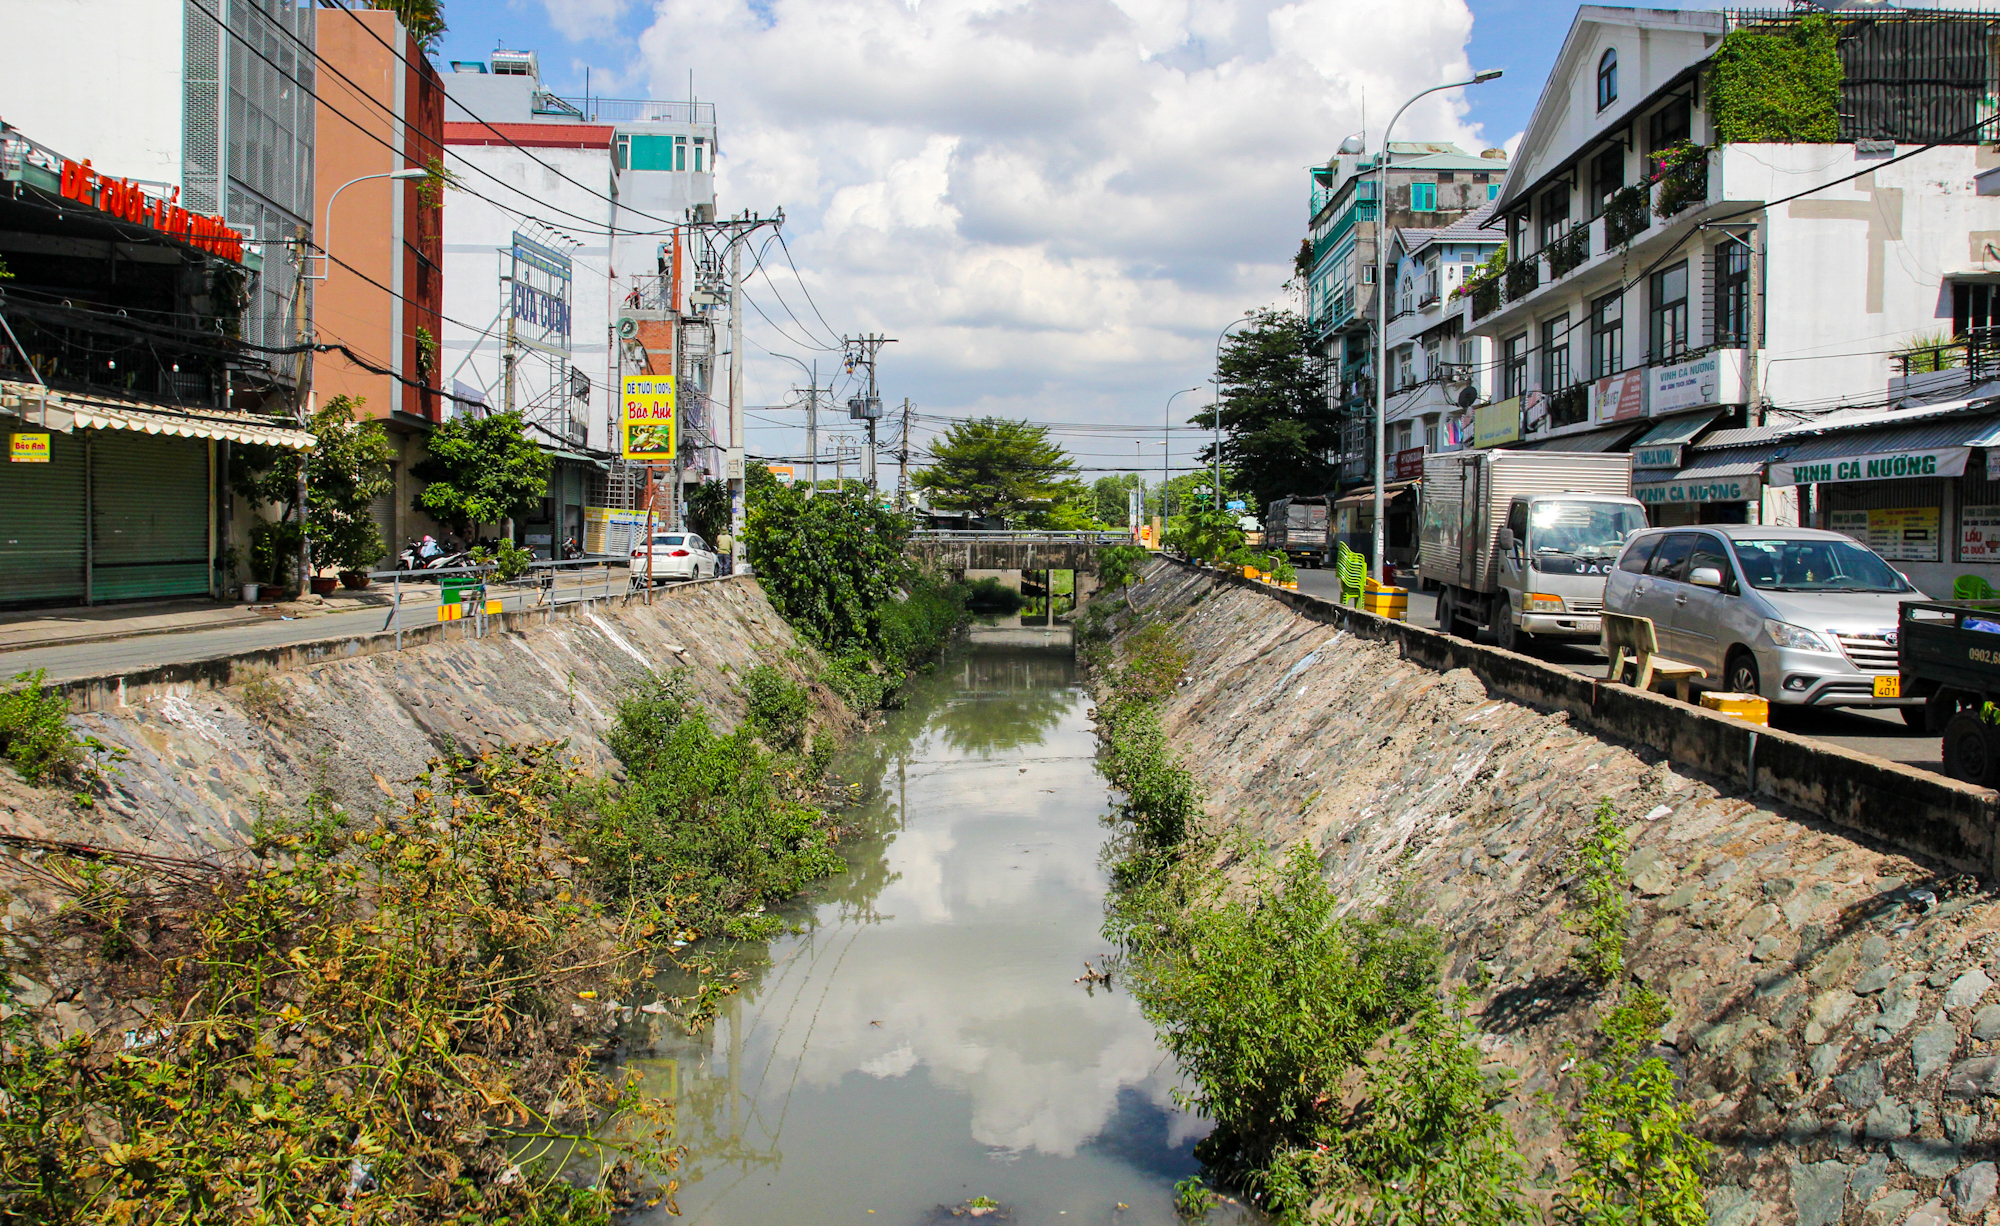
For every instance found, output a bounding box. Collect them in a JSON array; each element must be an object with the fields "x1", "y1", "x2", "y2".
[
  {"x1": 1, "y1": 750, "x2": 681, "y2": 1224},
  {"x1": 0, "y1": 654, "x2": 858, "y2": 1221},
  {"x1": 1083, "y1": 602, "x2": 1708, "y2": 1224}
]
